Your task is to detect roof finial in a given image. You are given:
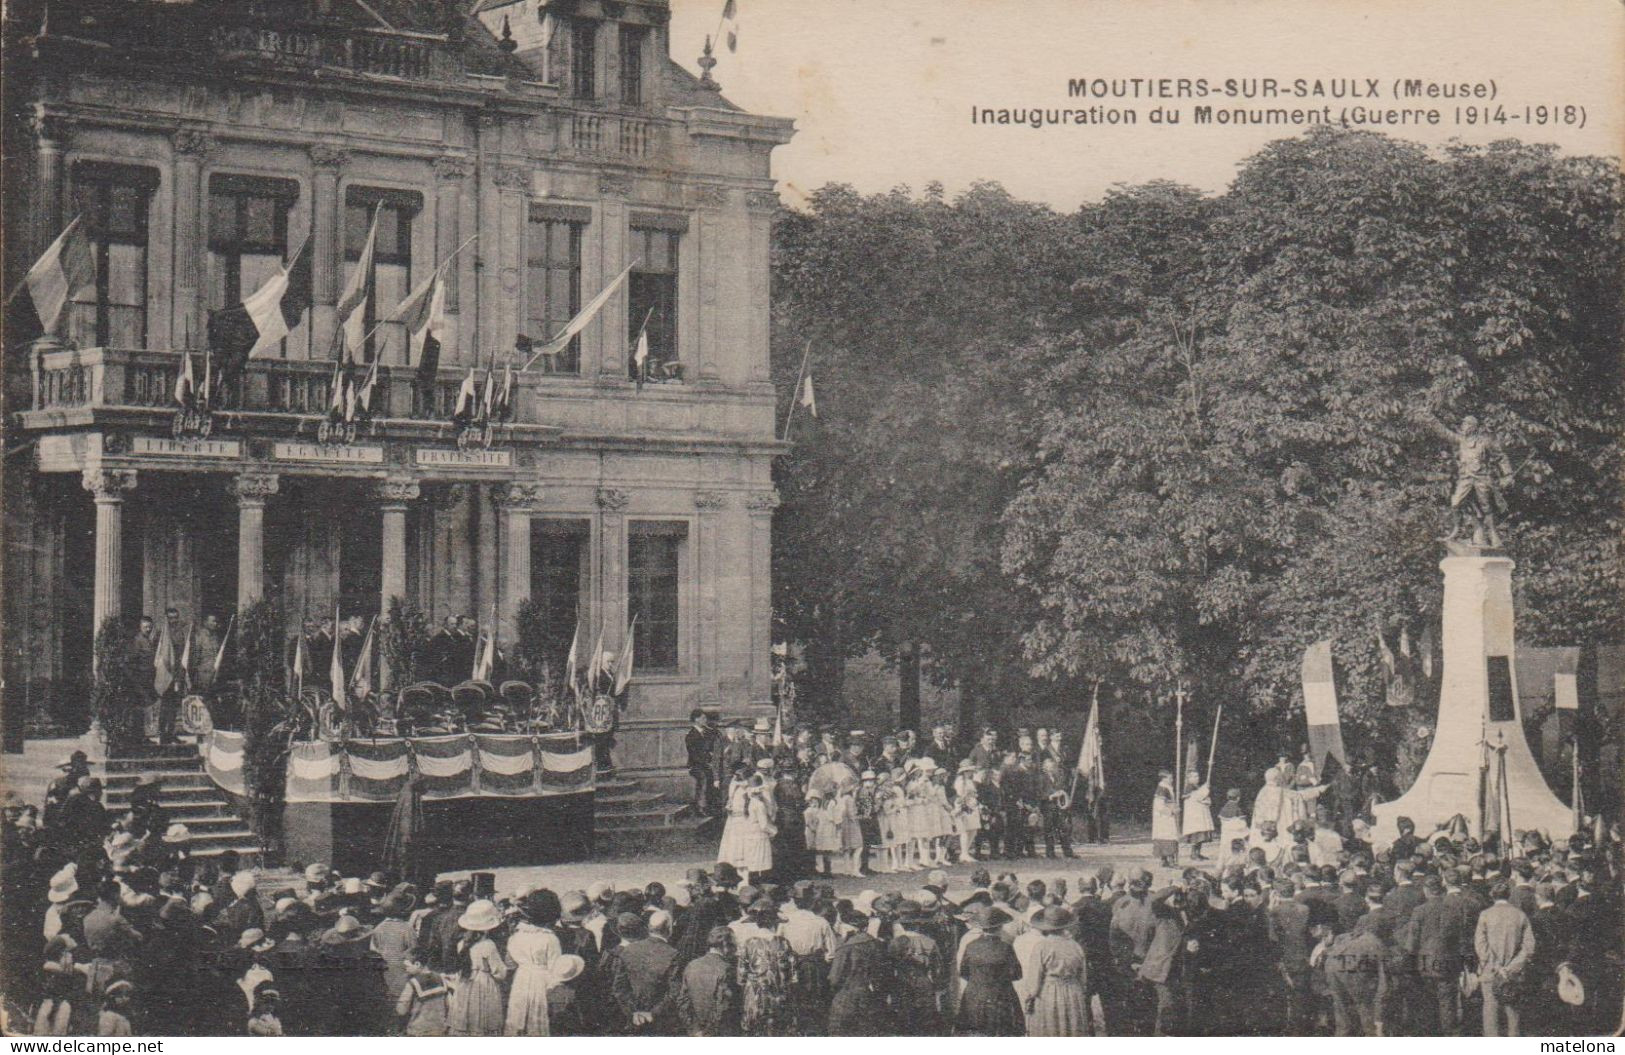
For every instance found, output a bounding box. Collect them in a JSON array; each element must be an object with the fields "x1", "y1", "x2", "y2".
[
  {"x1": 697, "y1": 34, "x2": 719, "y2": 90},
  {"x1": 498, "y1": 13, "x2": 516, "y2": 52}
]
